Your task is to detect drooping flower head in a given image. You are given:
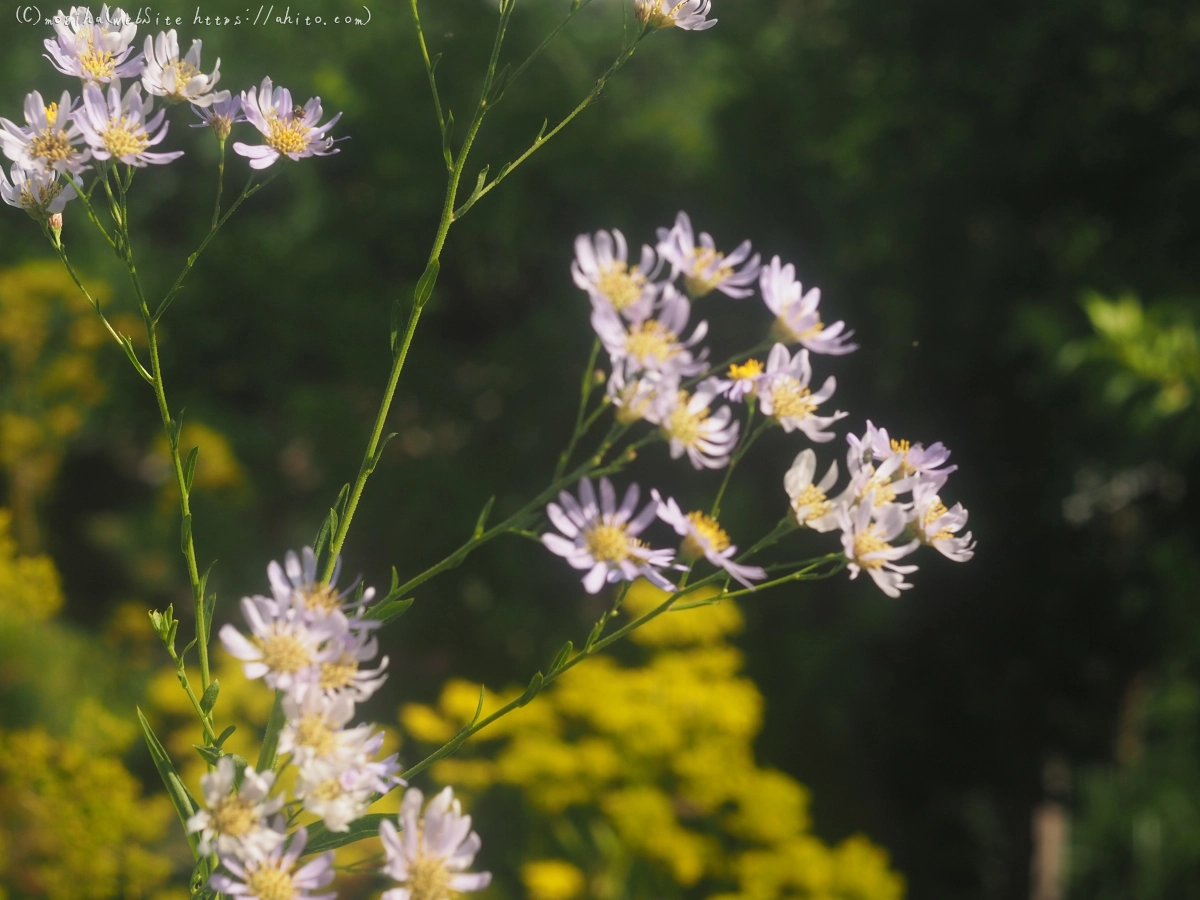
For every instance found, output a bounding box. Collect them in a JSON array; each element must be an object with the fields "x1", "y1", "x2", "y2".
[
  {"x1": 635, "y1": 0, "x2": 717, "y2": 31},
  {"x1": 44, "y1": 5, "x2": 144, "y2": 83},
  {"x1": 653, "y1": 491, "x2": 766, "y2": 588},
  {"x1": 757, "y1": 343, "x2": 846, "y2": 441},
  {"x1": 186, "y1": 756, "x2": 285, "y2": 859},
  {"x1": 542, "y1": 477, "x2": 677, "y2": 594},
  {"x1": 912, "y1": 479, "x2": 976, "y2": 562},
  {"x1": 649, "y1": 380, "x2": 741, "y2": 470},
  {"x1": 75, "y1": 79, "x2": 182, "y2": 167},
  {"x1": 0, "y1": 90, "x2": 92, "y2": 176},
  {"x1": 142, "y1": 30, "x2": 222, "y2": 106},
  {"x1": 209, "y1": 826, "x2": 336, "y2": 900},
  {"x1": 234, "y1": 77, "x2": 342, "y2": 169},
  {"x1": 1, "y1": 163, "x2": 79, "y2": 219},
  {"x1": 191, "y1": 90, "x2": 245, "y2": 140},
  {"x1": 784, "y1": 449, "x2": 842, "y2": 532},
  {"x1": 760, "y1": 256, "x2": 858, "y2": 356},
  {"x1": 380, "y1": 787, "x2": 492, "y2": 900},
  {"x1": 572, "y1": 228, "x2": 662, "y2": 321},
  {"x1": 657, "y1": 211, "x2": 759, "y2": 298},
  {"x1": 838, "y1": 500, "x2": 920, "y2": 598}
]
